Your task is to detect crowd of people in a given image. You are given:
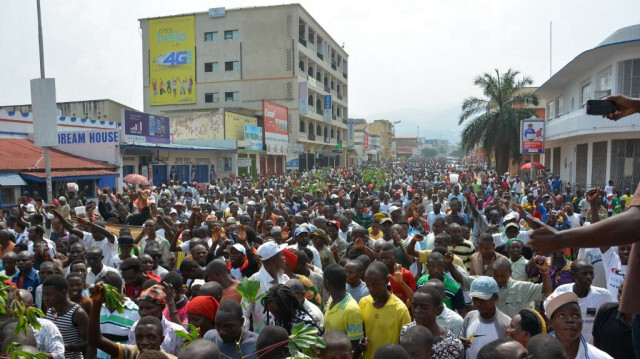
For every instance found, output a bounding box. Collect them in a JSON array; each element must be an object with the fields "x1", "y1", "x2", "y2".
[{"x1": 0, "y1": 95, "x2": 639, "y2": 359}]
